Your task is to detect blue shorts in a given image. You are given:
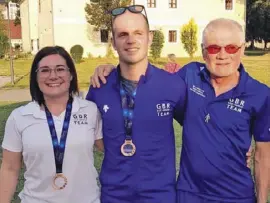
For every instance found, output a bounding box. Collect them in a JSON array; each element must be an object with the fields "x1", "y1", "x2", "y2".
[{"x1": 177, "y1": 190, "x2": 256, "y2": 203}]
